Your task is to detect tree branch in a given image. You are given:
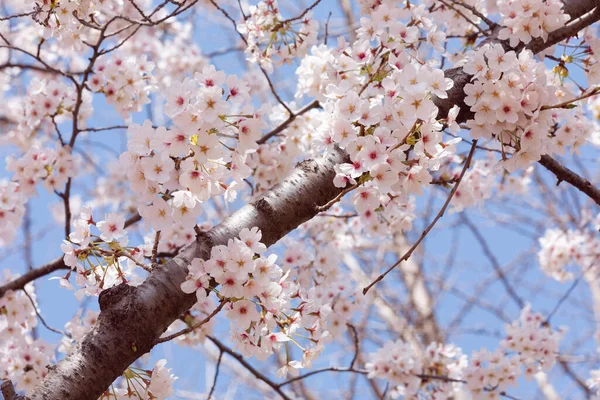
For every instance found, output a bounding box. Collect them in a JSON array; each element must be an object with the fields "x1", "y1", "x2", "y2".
[
  {"x1": 29, "y1": 148, "x2": 348, "y2": 399},
  {"x1": 208, "y1": 336, "x2": 293, "y2": 400},
  {"x1": 538, "y1": 155, "x2": 600, "y2": 206}
]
